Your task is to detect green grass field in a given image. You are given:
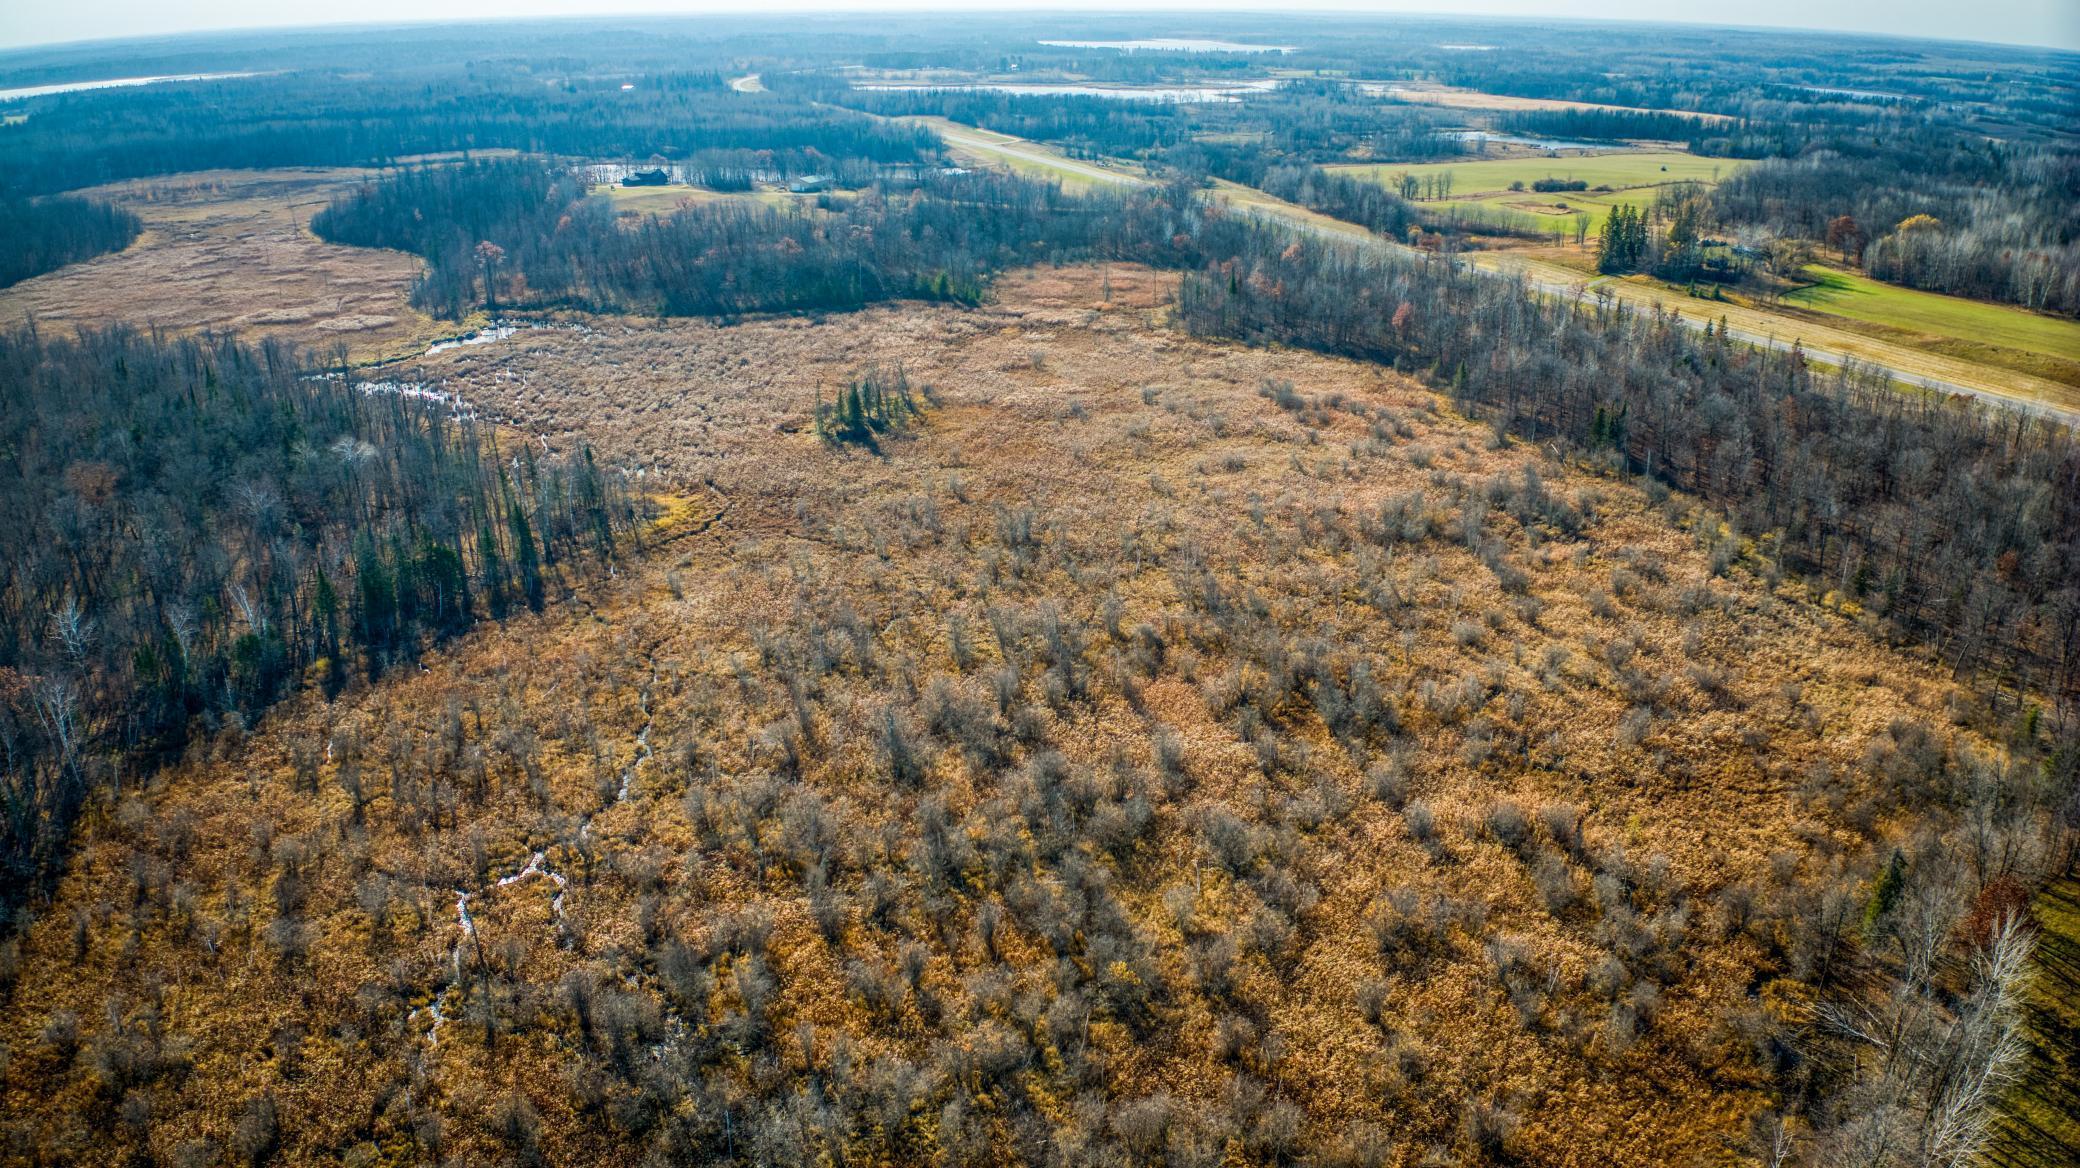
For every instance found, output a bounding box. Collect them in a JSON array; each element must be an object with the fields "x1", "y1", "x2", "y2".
[
  {"x1": 1420, "y1": 187, "x2": 1657, "y2": 238},
  {"x1": 1784, "y1": 265, "x2": 2080, "y2": 363},
  {"x1": 1331, "y1": 151, "x2": 1746, "y2": 196},
  {"x1": 1330, "y1": 151, "x2": 1748, "y2": 238}
]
